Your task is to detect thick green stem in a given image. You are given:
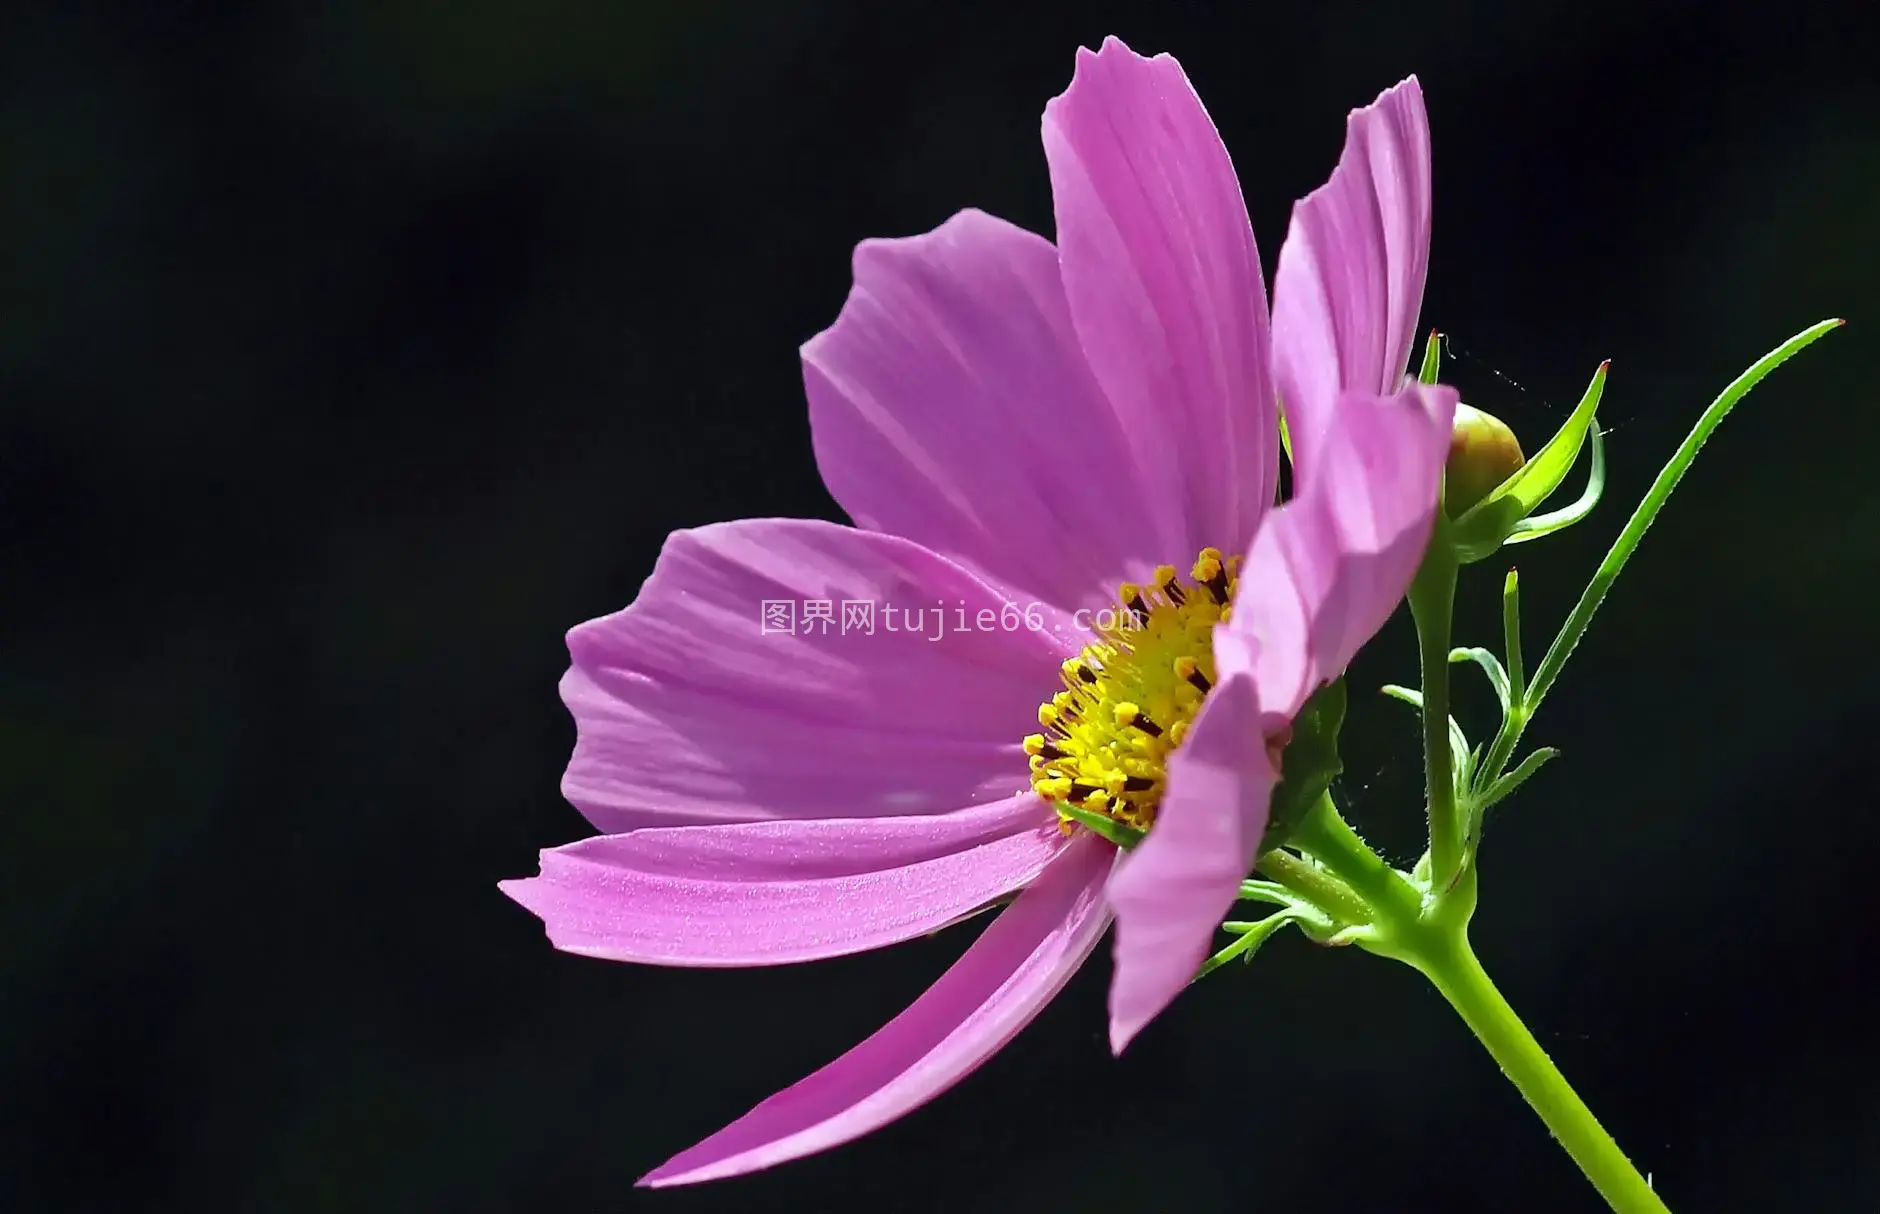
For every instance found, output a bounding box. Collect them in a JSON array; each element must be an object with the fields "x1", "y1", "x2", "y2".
[
  {"x1": 1407, "y1": 543, "x2": 1463, "y2": 891},
  {"x1": 1289, "y1": 796, "x2": 1668, "y2": 1211},
  {"x1": 1414, "y1": 931, "x2": 1672, "y2": 1214},
  {"x1": 1287, "y1": 795, "x2": 1421, "y2": 922}
]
